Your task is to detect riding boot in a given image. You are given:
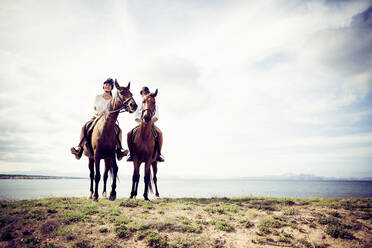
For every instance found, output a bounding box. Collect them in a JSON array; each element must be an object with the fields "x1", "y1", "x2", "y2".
[
  {"x1": 70, "y1": 146, "x2": 83, "y2": 160},
  {"x1": 155, "y1": 137, "x2": 165, "y2": 162},
  {"x1": 116, "y1": 148, "x2": 128, "y2": 161},
  {"x1": 115, "y1": 132, "x2": 128, "y2": 161},
  {"x1": 157, "y1": 154, "x2": 165, "y2": 162}
]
